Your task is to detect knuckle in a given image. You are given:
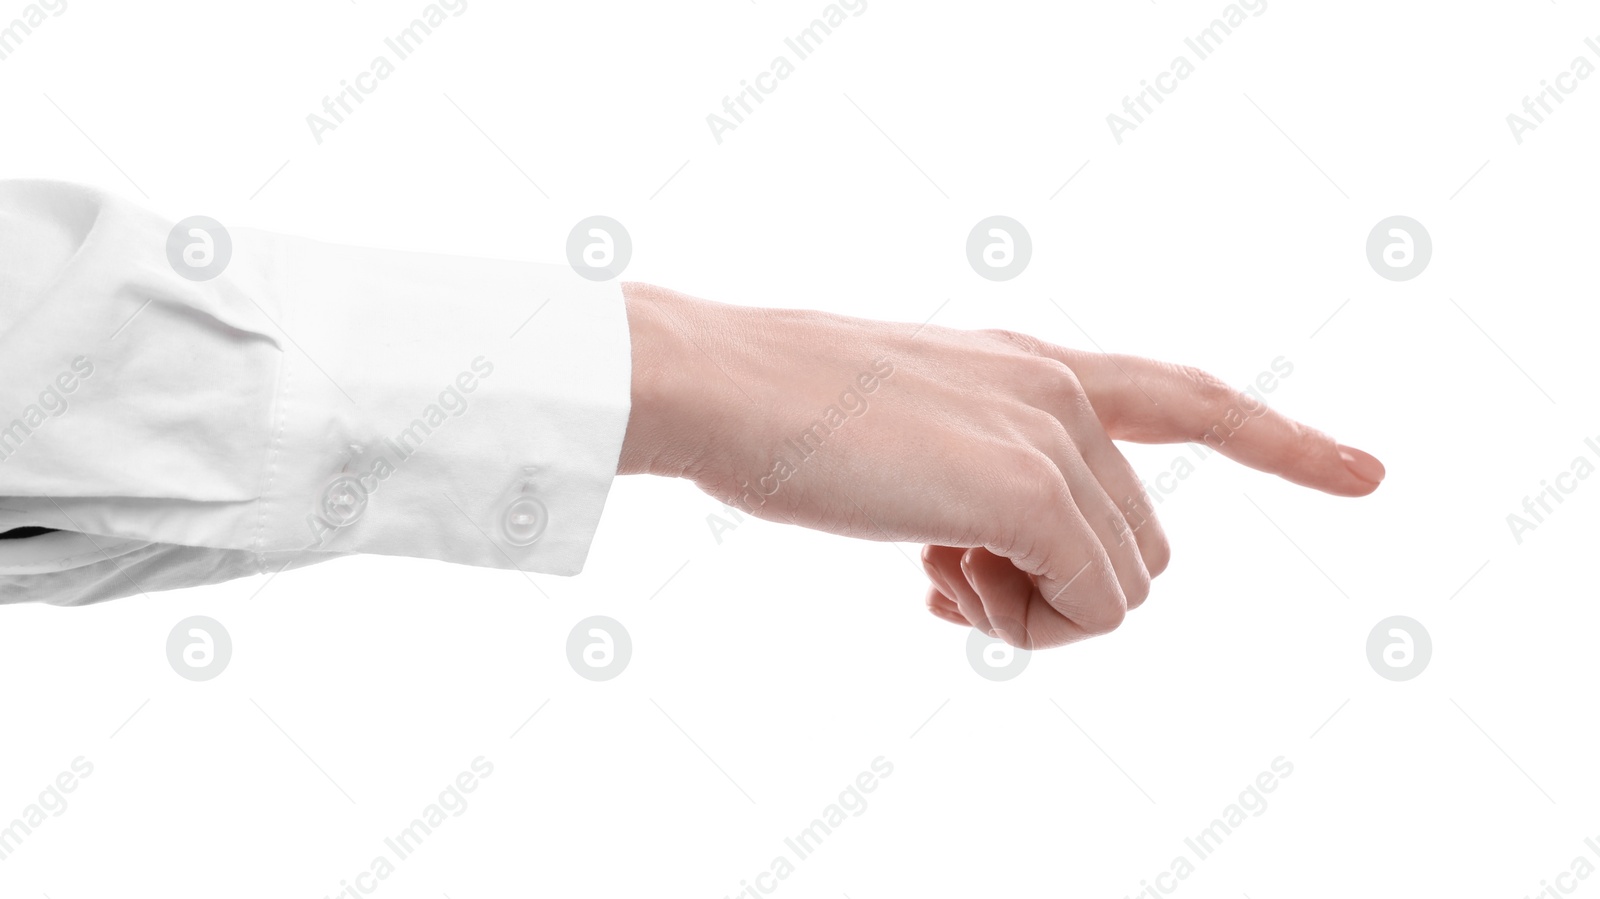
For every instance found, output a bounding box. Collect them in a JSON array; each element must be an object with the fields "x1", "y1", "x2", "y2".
[
  {"x1": 921, "y1": 543, "x2": 957, "y2": 584},
  {"x1": 1117, "y1": 483, "x2": 1157, "y2": 531},
  {"x1": 1029, "y1": 354, "x2": 1081, "y2": 385},
  {"x1": 1081, "y1": 595, "x2": 1128, "y2": 636},
  {"x1": 1018, "y1": 356, "x2": 1088, "y2": 403},
  {"x1": 1017, "y1": 406, "x2": 1070, "y2": 450},
  {"x1": 1124, "y1": 565, "x2": 1153, "y2": 607},
  {"x1": 1001, "y1": 627, "x2": 1036, "y2": 651},
  {"x1": 1181, "y1": 365, "x2": 1235, "y2": 415},
  {"x1": 1145, "y1": 532, "x2": 1172, "y2": 577},
  {"x1": 1122, "y1": 498, "x2": 1171, "y2": 578},
  {"x1": 999, "y1": 456, "x2": 1072, "y2": 565},
  {"x1": 1030, "y1": 467, "x2": 1078, "y2": 528},
  {"x1": 1284, "y1": 419, "x2": 1330, "y2": 469},
  {"x1": 1013, "y1": 448, "x2": 1065, "y2": 496},
  {"x1": 980, "y1": 327, "x2": 1043, "y2": 355}
]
